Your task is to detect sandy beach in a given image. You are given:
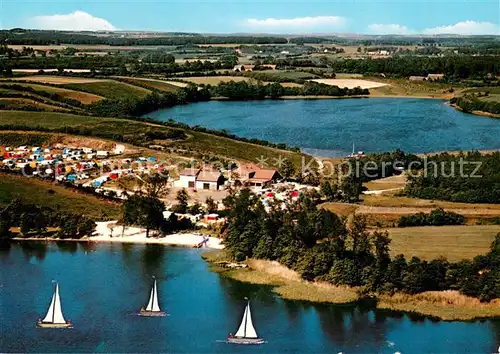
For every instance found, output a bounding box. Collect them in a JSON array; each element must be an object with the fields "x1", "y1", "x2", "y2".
[
  {"x1": 310, "y1": 78, "x2": 388, "y2": 89},
  {"x1": 14, "y1": 221, "x2": 224, "y2": 249}
]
